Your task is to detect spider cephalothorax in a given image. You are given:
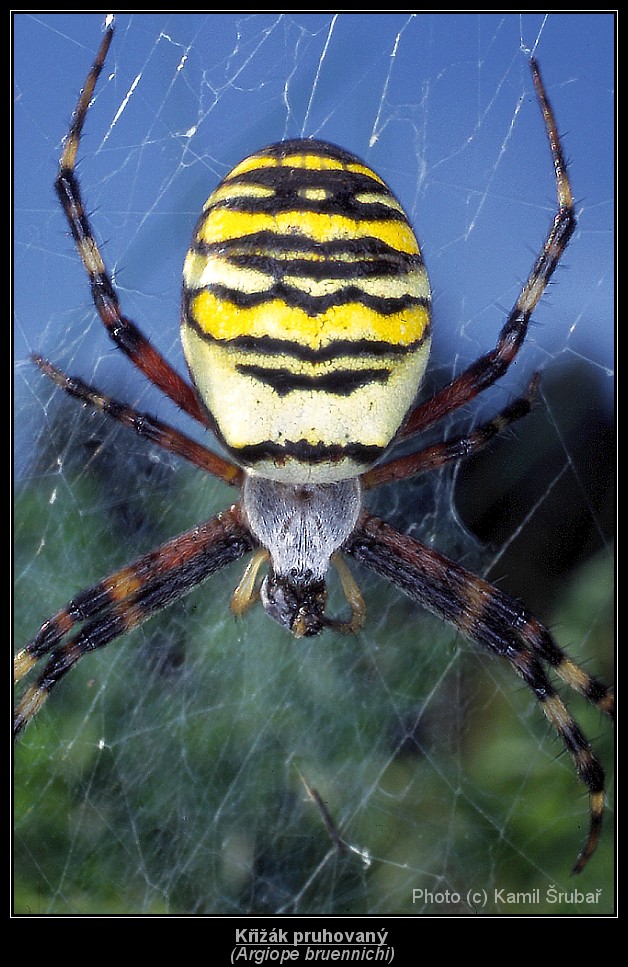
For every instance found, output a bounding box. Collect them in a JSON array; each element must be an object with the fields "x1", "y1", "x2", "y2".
[
  {"x1": 236, "y1": 477, "x2": 363, "y2": 635},
  {"x1": 15, "y1": 17, "x2": 613, "y2": 875}
]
